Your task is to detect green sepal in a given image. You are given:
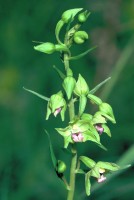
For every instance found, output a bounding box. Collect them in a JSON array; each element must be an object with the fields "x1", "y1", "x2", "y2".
[
  {"x1": 56, "y1": 127, "x2": 72, "y2": 148},
  {"x1": 46, "y1": 91, "x2": 66, "y2": 121},
  {"x1": 23, "y1": 87, "x2": 49, "y2": 101},
  {"x1": 61, "y1": 8, "x2": 83, "y2": 23},
  {"x1": 44, "y1": 129, "x2": 57, "y2": 168},
  {"x1": 92, "y1": 112, "x2": 107, "y2": 124},
  {"x1": 73, "y1": 31, "x2": 88, "y2": 44},
  {"x1": 90, "y1": 166, "x2": 100, "y2": 178},
  {"x1": 85, "y1": 172, "x2": 91, "y2": 196},
  {"x1": 53, "y1": 65, "x2": 65, "y2": 80},
  {"x1": 88, "y1": 123, "x2": 100, "y2": 142},
  {"x1": 88, "y1": 94, "x2": 102, "y2": 105},
  {"x1": 69, "y1": 46, "x2": 97, "y2": 61},
  {"x1": 74, "y1": 74, "x2": 89, "y2": 96},
  {"x1": 72, "y1": 120, "x2": 90, "y2": 133},
  {"x1": 89, "y1": 77, "x2": 111, "y2": 94},
  {"x1": 79, "y1": 95, "x2": 87, "y2": 116},
  {"x1": 99, "y1": 102, "x2": 116, "y2": 124},
  {"x1": 96, "y1": 161, "x2": 120, "y2": 171},
  {"x1": 55, "y1": 20, "x2": 65, "y2": 44},
  {"x1": 102, "y1": 124, "x2": 111, "y2": 137},
  {"x1": 62, "y1": 76, "x2": 76, "y2": 99},
  {"x1": 81, "y1": 113, "x2": 93, "y2": 121},
  {"x1": 77, "y1": 169, "x2": 85, "y2": 174},
  {"x1": 34, "y1": 42, "x2": 55, "y2": 54},
  {"x1": 79, "y1": 156, "x2": 96, "y2": 168},
  {"x1": 83, "y1": 130, "x2": 100, "y2": 144}
]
